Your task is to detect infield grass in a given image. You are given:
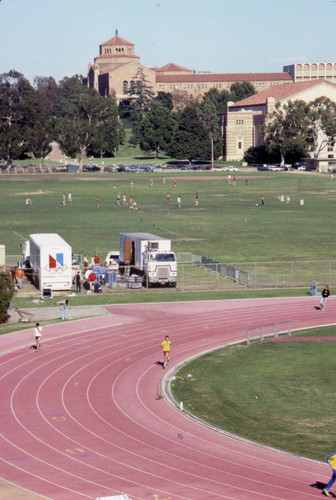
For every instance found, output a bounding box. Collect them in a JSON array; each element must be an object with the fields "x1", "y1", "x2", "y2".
[{"x1": 171, "y1": 325, "x2": 336, "y2": 461}]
